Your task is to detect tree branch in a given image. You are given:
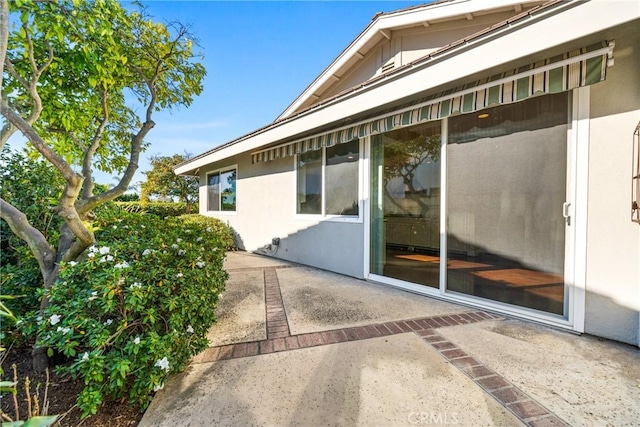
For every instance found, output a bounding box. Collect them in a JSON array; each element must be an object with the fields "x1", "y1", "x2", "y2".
[
  {"x1": 76, "y1": 119, "x2": 154, "y2": 214},
  {"x1": 81, "y1": 90, "x2": 110, "y2": 199},
  {"x1": 0, "y1": 0, "x2": 7, "y2": 96},
  {"x1": 1, "y1": 101, "x2": 78, "y2": 182},
  {"x1": 0, "y1": 198, "x2": 55, "y2": 285}
]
